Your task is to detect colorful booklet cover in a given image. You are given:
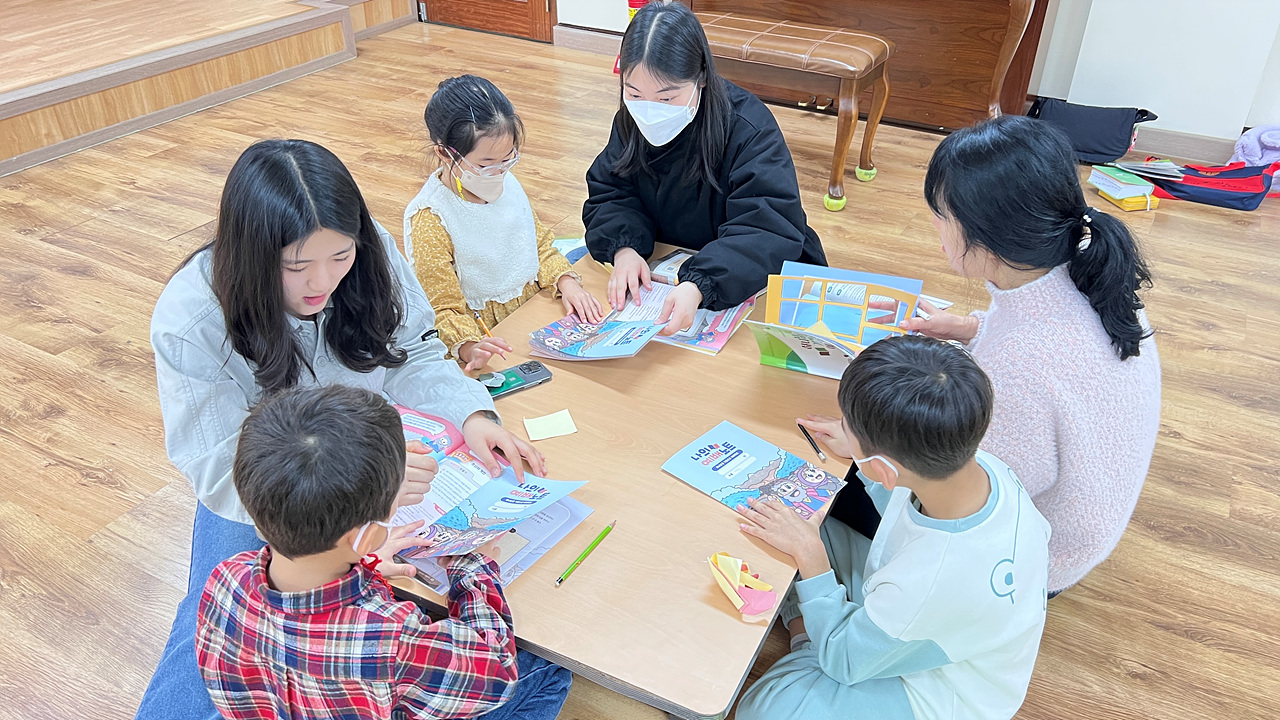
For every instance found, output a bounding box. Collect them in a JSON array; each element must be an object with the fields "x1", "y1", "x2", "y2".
[
  {"x1": 390, "y1": 407, "x2": 586, "y2": 558},
  {"x1": 743, "y1": 320, "x2": 858, "y2": 381},
  {"x1": 768, "y1": 264, "x2": 920, "y2": 351},
  {"x1": 611, "y1": 282, "x2": 754, "y2": 356},
  {"x1": 401, "y1": 497, "x2": 594, "y2": 589},
  {"x1": 528, "y1": 312, "x2": 665, "y2": 361},
  {"x1": 662, "y1": 421, "x2": 846, "y2": 520}
]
